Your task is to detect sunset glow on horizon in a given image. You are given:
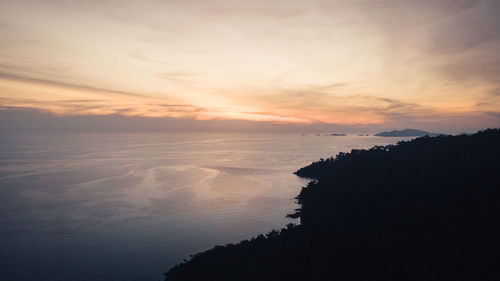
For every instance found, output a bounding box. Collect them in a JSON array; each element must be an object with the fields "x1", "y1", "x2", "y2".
[{"x1": 1, "y1": 0, "x2": 499, "y2": 129}]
